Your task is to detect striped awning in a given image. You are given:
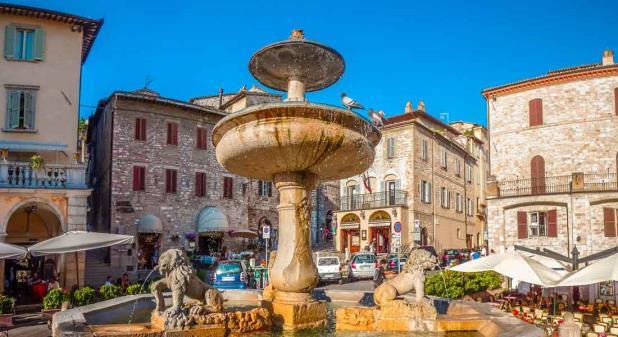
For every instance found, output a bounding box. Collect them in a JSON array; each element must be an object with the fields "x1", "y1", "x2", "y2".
[
  {"x1": 368, "y1": 222, "x2": 390, "y2": 228},
  {"x1": 0, "y1": 140, "x2": 67, "y2": 152},
  {"x1": 137, "y1": 214, "x2": 163, "y2": 233},
  {"x1": 197, "y1": 207, "x2": 229, "y2": 233}
]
